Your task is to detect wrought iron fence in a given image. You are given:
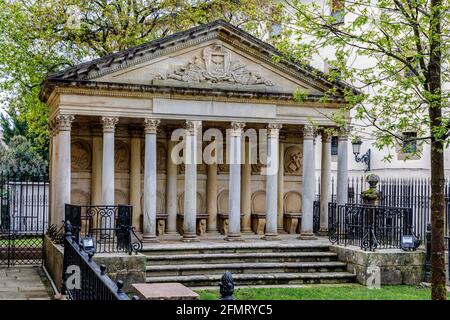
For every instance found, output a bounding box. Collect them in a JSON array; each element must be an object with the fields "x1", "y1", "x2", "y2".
[
  {"x1": 0, "y1": 173, "x2": 49, "y2": 266},
  {"x1": 64, "y1": 204, "x2": 142, "y2": 254},
  {"x1": 328, "y1": 203, "x2": 414, "y2": 250},
  {"x1": 61, "y1": 221, "x2": 133, "y2": 300},
  {"x1": 316, "y1": 176, "x2": 450, "y2": 240}
]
